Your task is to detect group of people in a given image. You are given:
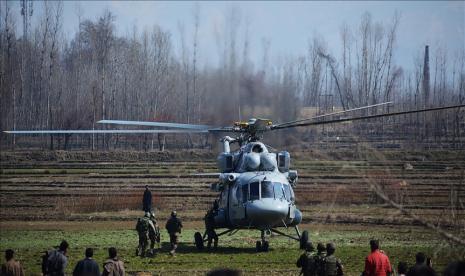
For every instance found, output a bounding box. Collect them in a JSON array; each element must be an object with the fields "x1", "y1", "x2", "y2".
[
  {"x1": 1, "y1": 241, "x2": 124, "y2": 276},
  {"x1": 137, "y1": 186, "x2": 183, "y2": 256},
  {"x1": 296, "y1": 239, "x2": 463, "y2": 276}
]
